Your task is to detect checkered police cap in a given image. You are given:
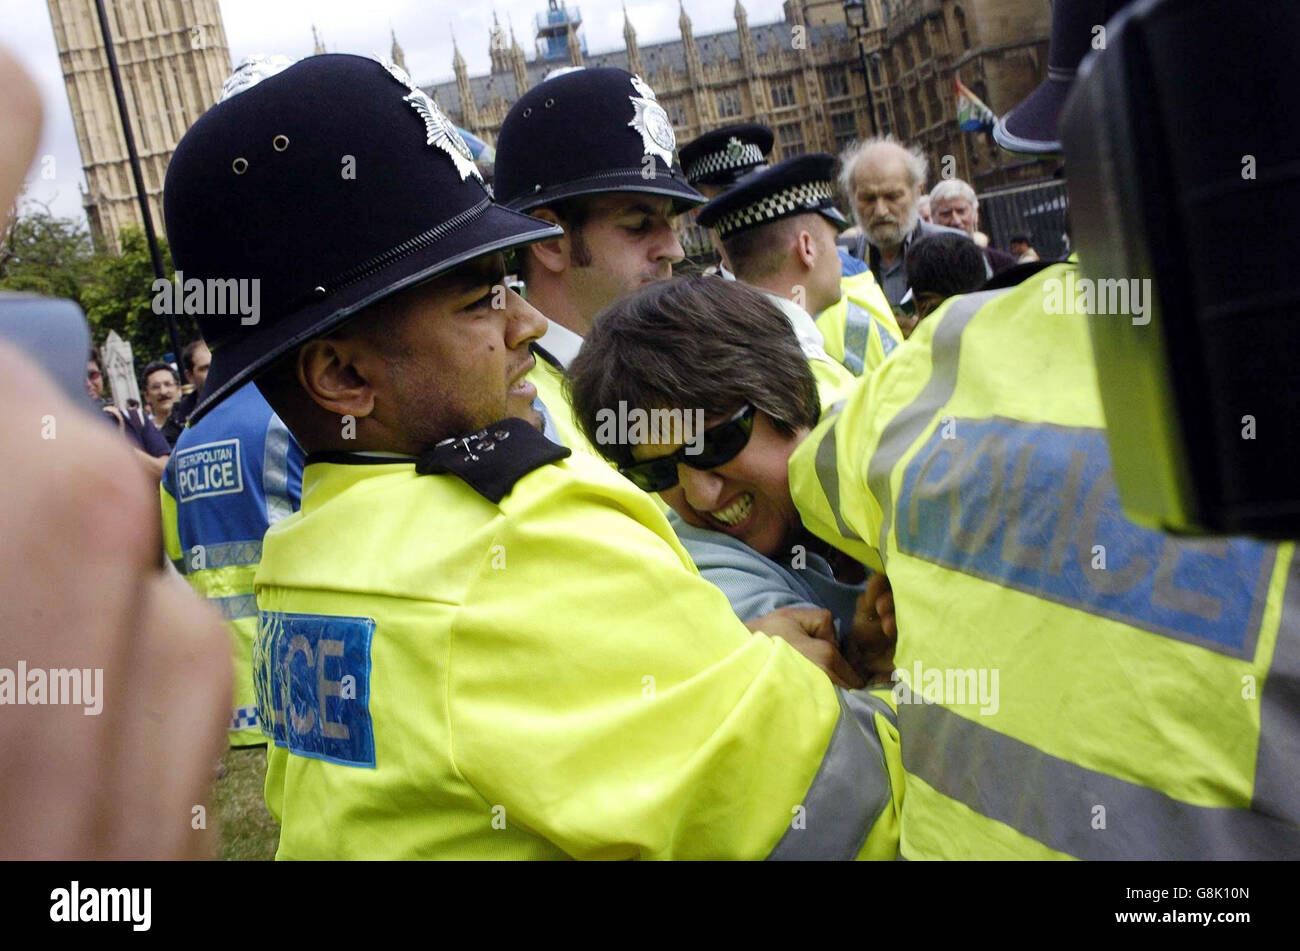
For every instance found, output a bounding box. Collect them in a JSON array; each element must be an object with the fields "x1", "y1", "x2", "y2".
[
  {"x1": 679, "y1": 123, "x2": 774, "y2": 188},
  {"x1": 696, "y1": 153, "x2": 849, "y2": 239}
]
